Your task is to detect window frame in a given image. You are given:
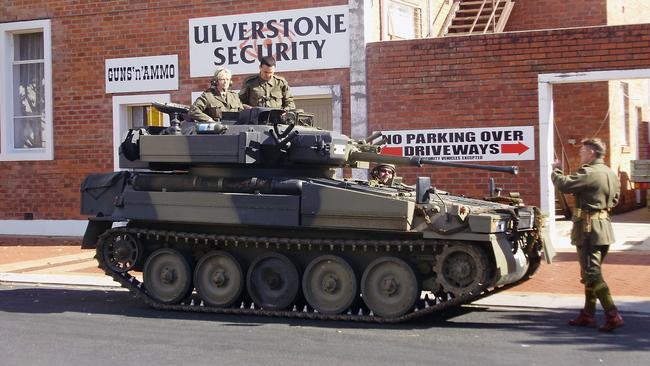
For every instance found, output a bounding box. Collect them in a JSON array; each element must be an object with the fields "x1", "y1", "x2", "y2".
[
  {"x1": 0, "y1": 19, "x2": 53, "y2": 161},
  {"x1": 112, "y1": 94, "x2": 171, "y2": 171}
]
